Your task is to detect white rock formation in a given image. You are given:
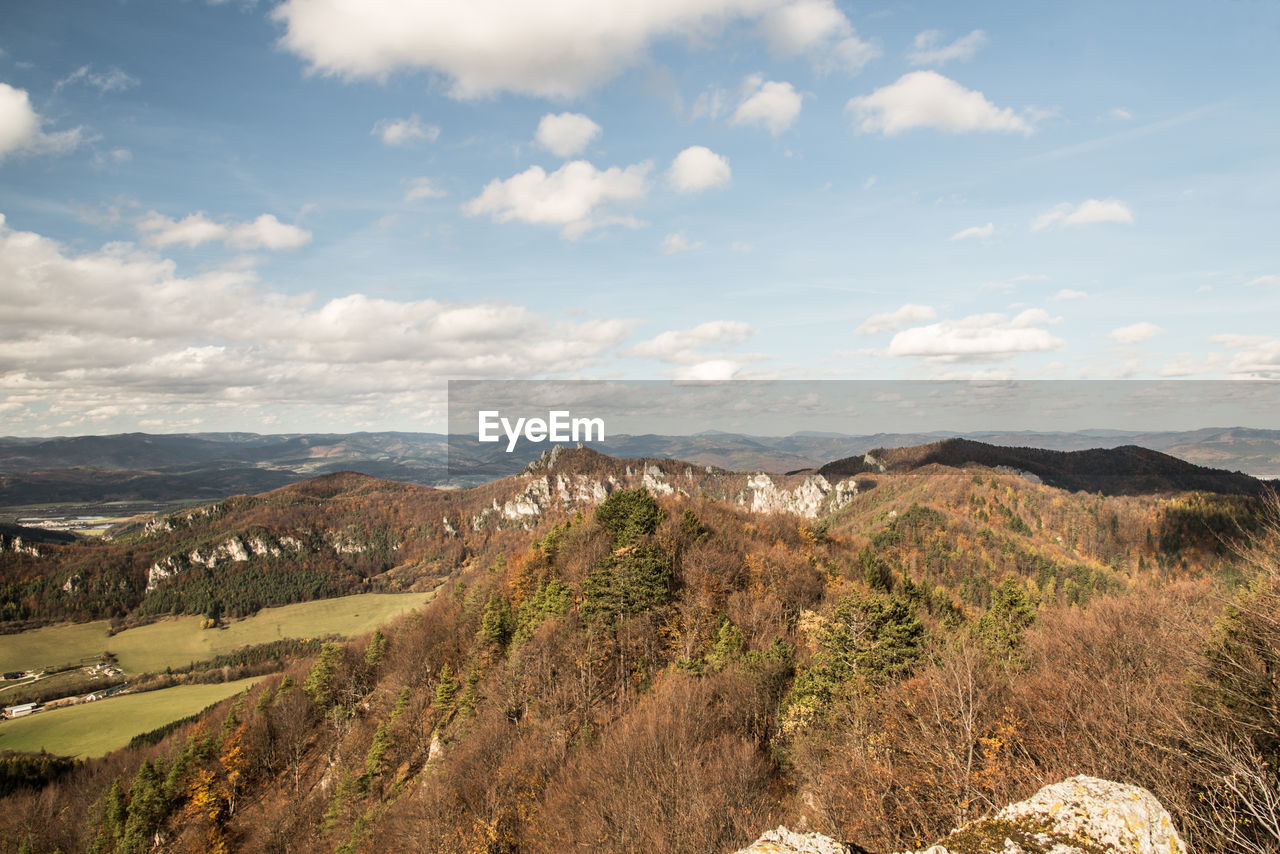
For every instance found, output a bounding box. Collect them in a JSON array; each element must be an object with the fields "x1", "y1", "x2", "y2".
[
  {"x1": 741, "y1": 474, "x2": 858, "y2": 519},
  {"x1": 735, "y1": 827, "x2": 852, "y2": 854},
  {"x1": 642, "y1": 464, "x2": 676, "y2": 495},
  {"x1": 145, "y1": 533, "x2": 303, "y2": 590},
  {"x1": 734, "y1": 776, "x2": 1185, "y2": 854}
]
